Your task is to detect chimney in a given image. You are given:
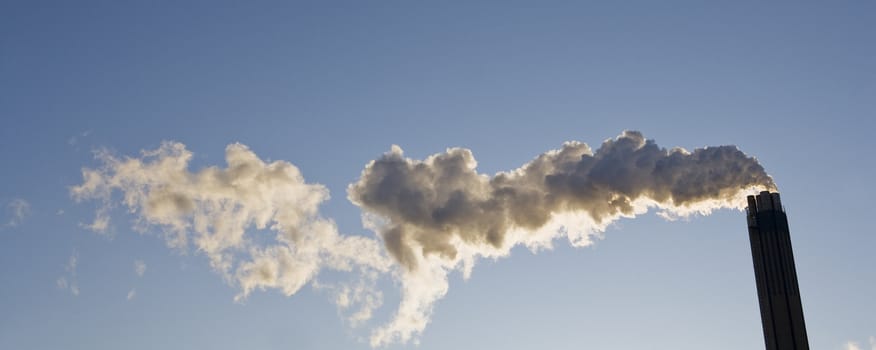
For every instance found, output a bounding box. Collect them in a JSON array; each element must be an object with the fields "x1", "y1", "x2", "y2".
[{"x1": 746, "y1": 191, "x2": 809, "y2": 350}]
